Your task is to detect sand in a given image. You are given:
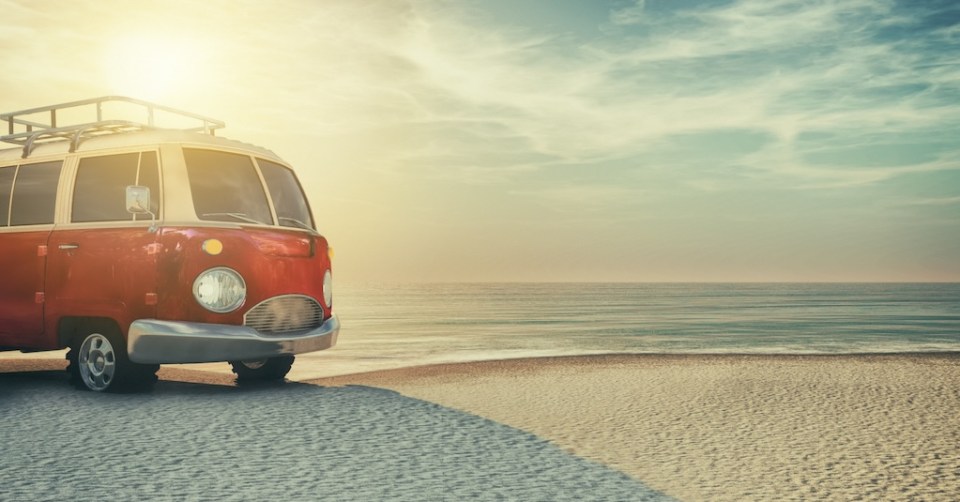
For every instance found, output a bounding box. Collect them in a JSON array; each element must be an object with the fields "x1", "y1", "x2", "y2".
[
  {"x1": 314, "y1": 354, "x2": 960, "y2": 501},
  {"x1": 3, "y1": 354, "x2": 959, "y2": 501},
  {"x1": 0, "y1": 358, "x2": 661, "y2": 501}
]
